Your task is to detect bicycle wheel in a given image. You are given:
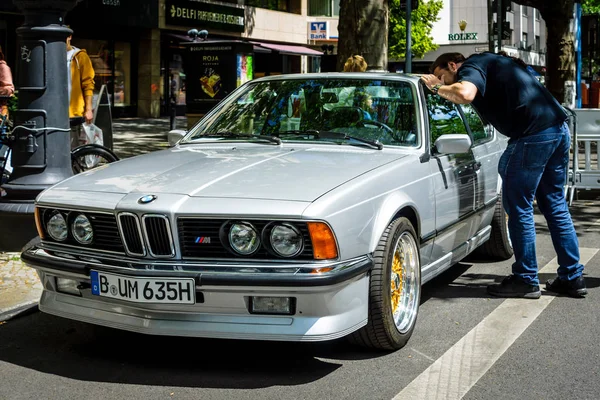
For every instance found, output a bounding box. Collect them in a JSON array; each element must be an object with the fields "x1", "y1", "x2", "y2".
[{"x1": 71, "y1": 144, "x2": 119, "y2": 174}]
